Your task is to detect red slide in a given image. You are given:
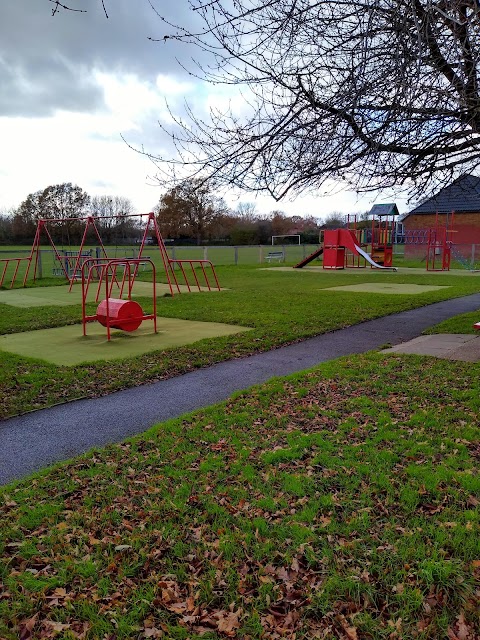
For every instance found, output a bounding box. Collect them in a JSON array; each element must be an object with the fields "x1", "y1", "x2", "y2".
[{"x1": 293, "y1": 246, "x2": 324, "y2": 268}]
